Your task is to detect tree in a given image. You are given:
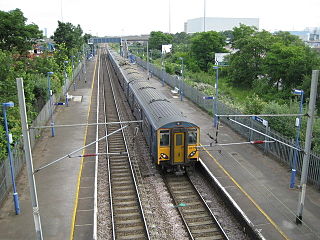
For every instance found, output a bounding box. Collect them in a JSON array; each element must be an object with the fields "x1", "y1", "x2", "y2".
[
  {"x1": 172, "y1": 32, "x2": 190, "y2": 44},
  {"x1": 227, "y1": 30, "x2": 274, "y2": 87},
  {"x1": 148, "y1": 31, "x2": 173, "y2": 51},
  {"x1": 0, "y1": 9, "x2": 42, "y2": 53},
  {"x1": 53, "y1": 21, "x2": 84, "y2": 56},
  {"x1": 190, "y1": 31, "x2": 226, "y2": 72},
  {"x1": 231, "y1": 24, "x2": 257, "y2": 48},
  {"x1": 263, "y1": 42, "x2": 310, "y2": 89}
]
